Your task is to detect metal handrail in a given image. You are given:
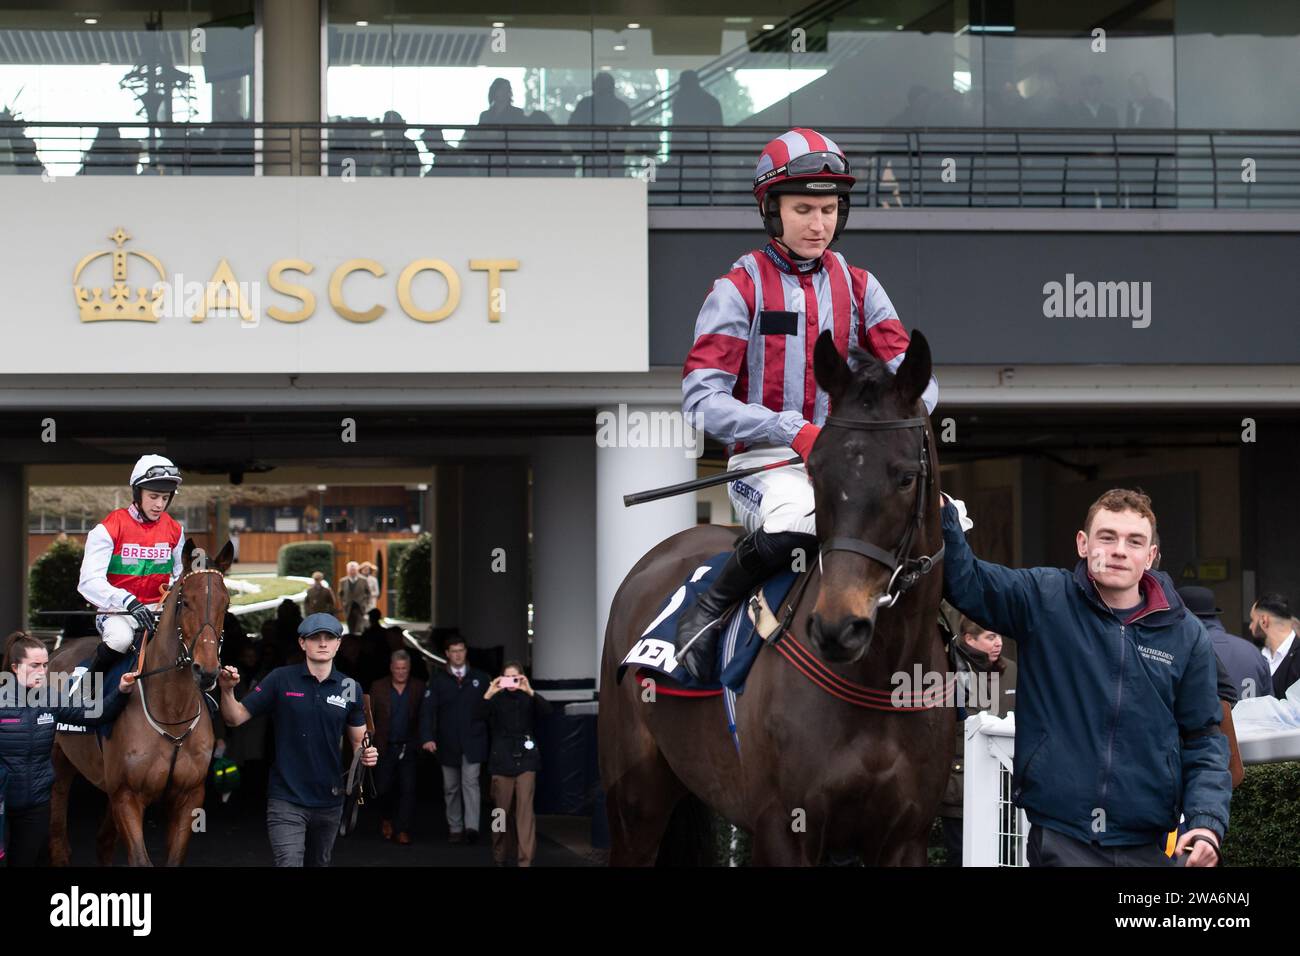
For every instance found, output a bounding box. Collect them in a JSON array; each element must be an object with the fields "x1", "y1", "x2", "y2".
[{"x1": 1, "y1": 121, "x2": 1297, "y2": 209}]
